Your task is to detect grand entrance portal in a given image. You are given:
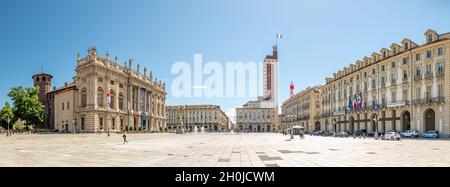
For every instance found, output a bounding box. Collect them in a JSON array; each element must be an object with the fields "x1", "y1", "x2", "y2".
[
  {"x1": 401, "y1": 111, "x2": 411, "y2": 131},
  {"x1": 424, "y1": 109, "x2": 435, "y2": 131}
]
